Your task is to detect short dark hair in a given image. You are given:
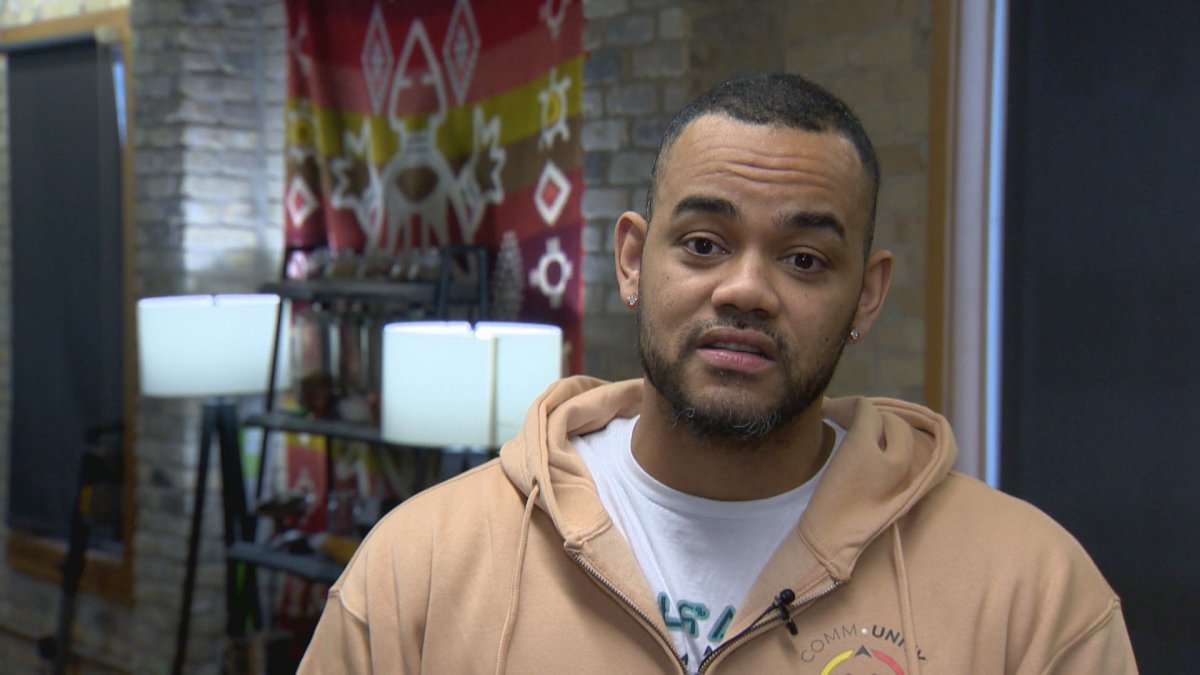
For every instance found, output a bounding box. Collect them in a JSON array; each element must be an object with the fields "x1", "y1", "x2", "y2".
[{"x1": 646, "y1": 72, "x2": 880, "y2": 252}]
